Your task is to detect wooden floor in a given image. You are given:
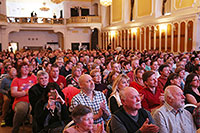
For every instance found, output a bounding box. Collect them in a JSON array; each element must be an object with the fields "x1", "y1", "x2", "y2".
[{"x1": 0, "y1": 117, "x2": 32, "y2": 133}]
